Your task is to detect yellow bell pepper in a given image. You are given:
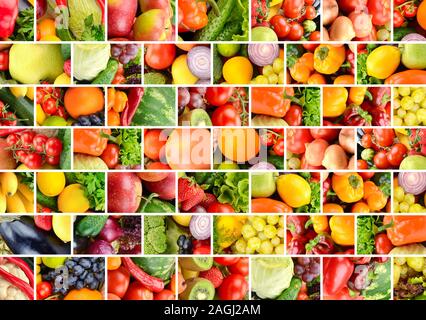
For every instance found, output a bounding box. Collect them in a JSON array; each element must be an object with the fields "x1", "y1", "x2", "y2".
[
  {"x1": 332, "y1": 172, "x2": 364, "y2": 203},
  {"x1": 348, "y1": 87, "x2": 367, "y2": 105},
  {"x1": 313, "y1": 45, "x2": 346, "y2": 75},
  {"x1": 310, "y1": 215, "x2": 329, "y2": 234},
  {"x1": 329, "y1": 216, "x2": 354, "y2": 246},
  {"x1": 267, "y1": 3, "x2": 282, "y2": 20},
  {"x1": 323, "y1": 87, "x2": 348, "y2": 117}
]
